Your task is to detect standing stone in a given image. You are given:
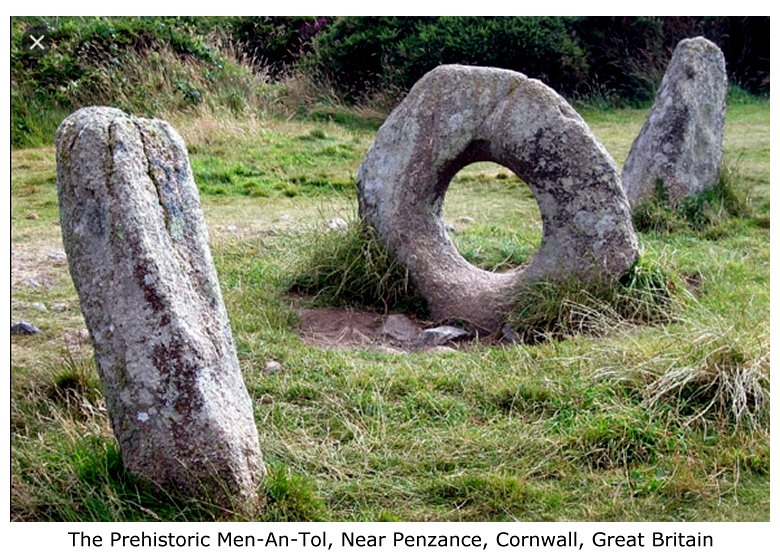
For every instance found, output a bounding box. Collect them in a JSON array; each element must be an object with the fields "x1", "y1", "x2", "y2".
[
  {"x1": 622, "y1": 37, "x2": 728, "y2": 207},
  {"x1": 56, "y1": 107, "x2": 265, "y2": 512},
  {"x1": 358, "y1": 65, "x2": 638, "y2": 332}
]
